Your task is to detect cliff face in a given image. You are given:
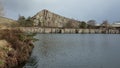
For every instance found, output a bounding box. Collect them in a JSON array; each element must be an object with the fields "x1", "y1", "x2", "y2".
[{"x1": 32, "y1": 9, "x2": 80, "y2": 28}]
